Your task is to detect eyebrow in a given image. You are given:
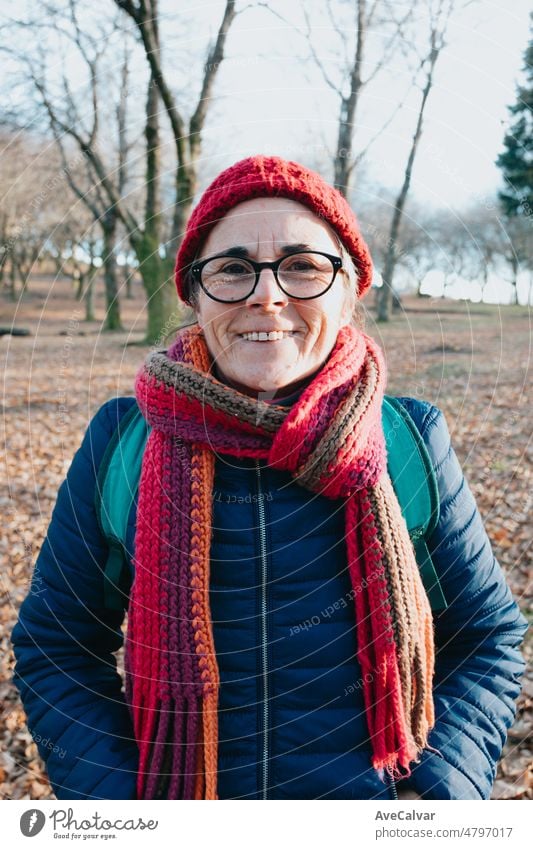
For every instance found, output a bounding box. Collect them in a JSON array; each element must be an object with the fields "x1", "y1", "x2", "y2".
[{"x1": 213, "y1": 243, "x2": 312, "y2": 258}]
